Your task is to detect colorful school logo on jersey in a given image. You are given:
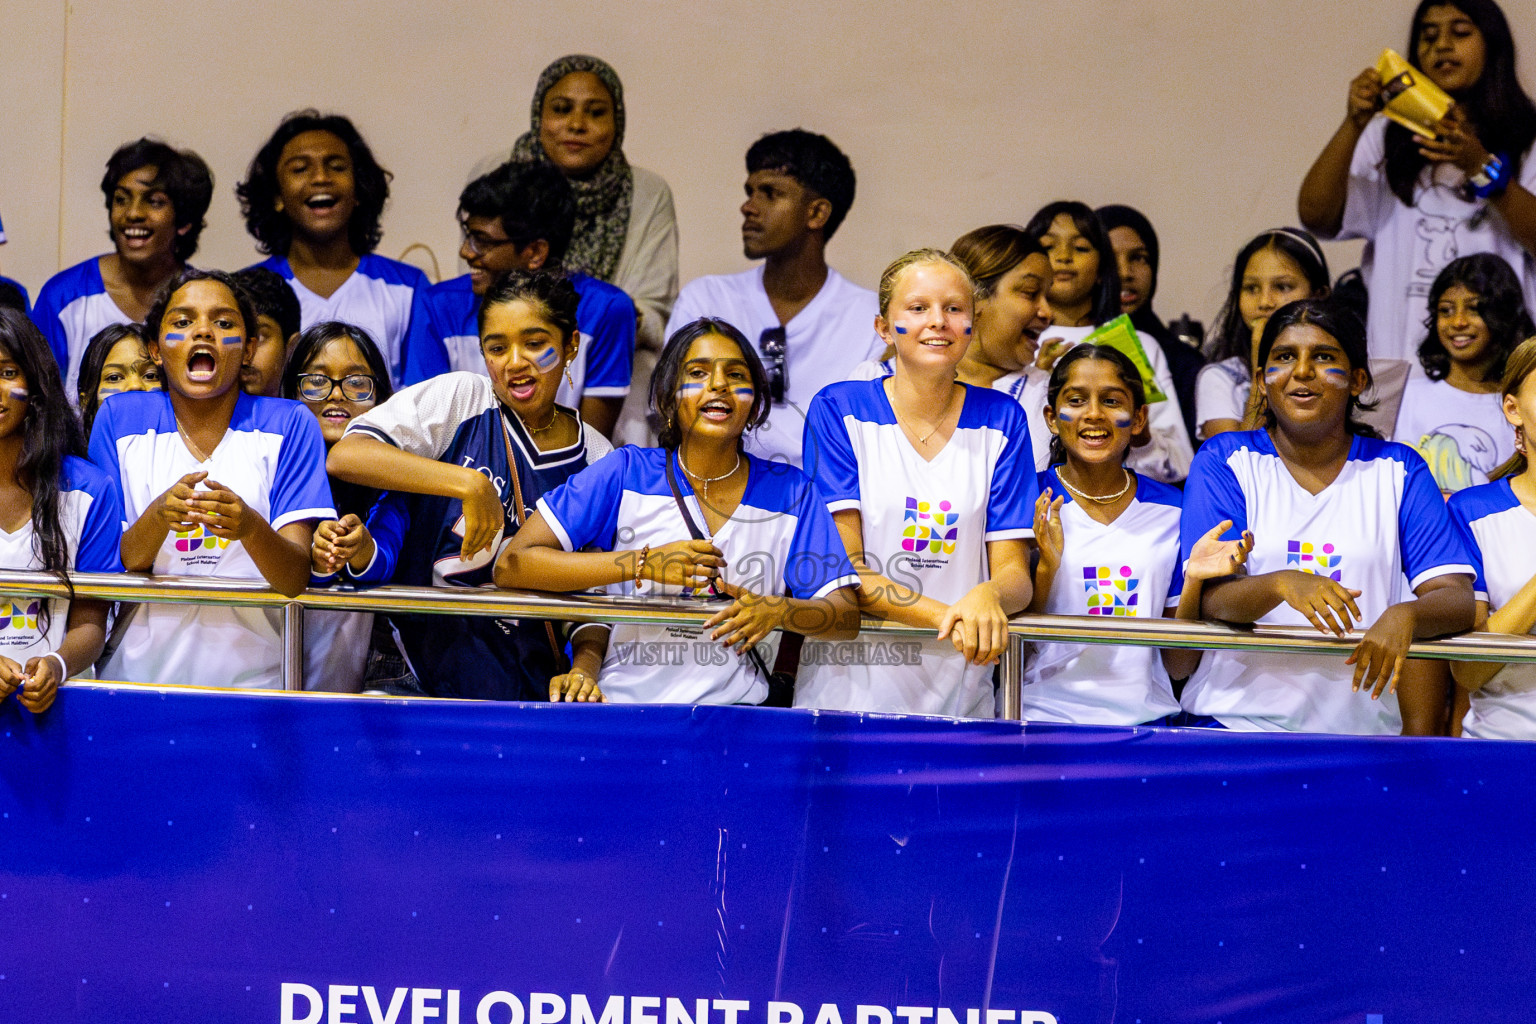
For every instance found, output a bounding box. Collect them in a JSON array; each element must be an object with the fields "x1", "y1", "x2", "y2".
[
  {"x1": 901, "y1": 497, "x2": 959, "y2": 555},
  {"x1": 174, "y1": 525, "x2": 230, "y2": 553},
  {"x1": 0, "y1": 599, "x2": 39, "y2": 631},
  {"x1": 1287, "y1": 540, "x2": 1342, "y2": 581},
  {"x1": 1083, "y1": 566, "x2": 1140, "y2": 616}
]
